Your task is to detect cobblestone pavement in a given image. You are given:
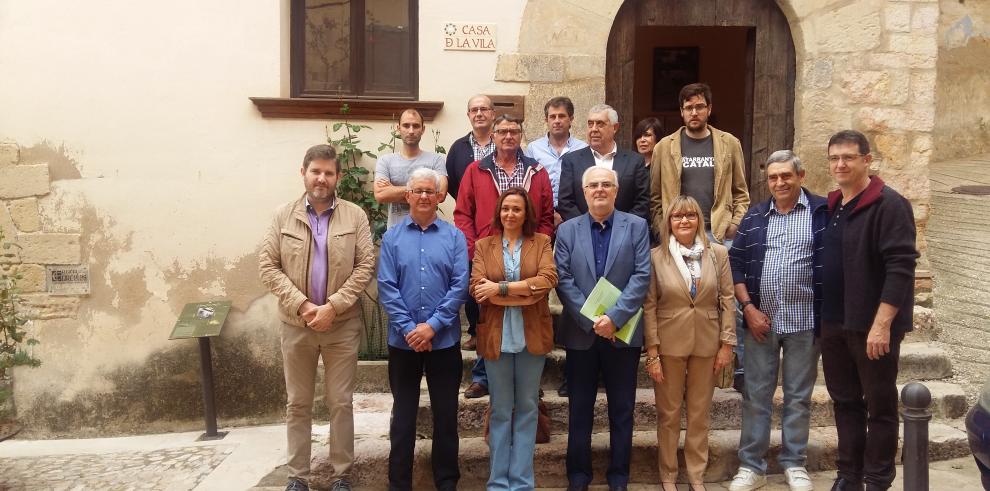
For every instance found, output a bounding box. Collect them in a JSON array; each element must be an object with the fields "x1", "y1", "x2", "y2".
[{"x1": 0, "y1": 444, "x2": 233, "y2": 490}]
